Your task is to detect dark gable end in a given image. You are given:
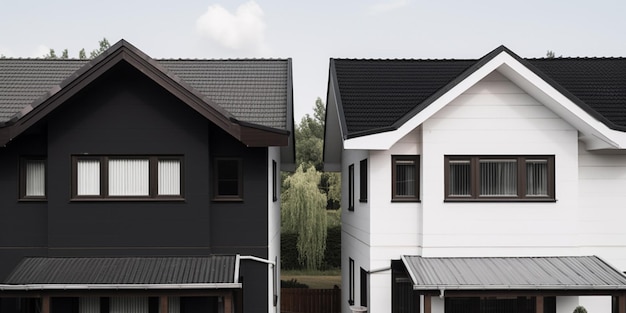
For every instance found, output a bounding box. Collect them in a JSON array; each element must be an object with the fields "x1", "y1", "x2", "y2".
[
  {"x1": 331, "y1": 45, "x2": 626, "y2": 138},
  {"x1": 0, "y1": 40, "x2": 292, "y2": 149}
]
